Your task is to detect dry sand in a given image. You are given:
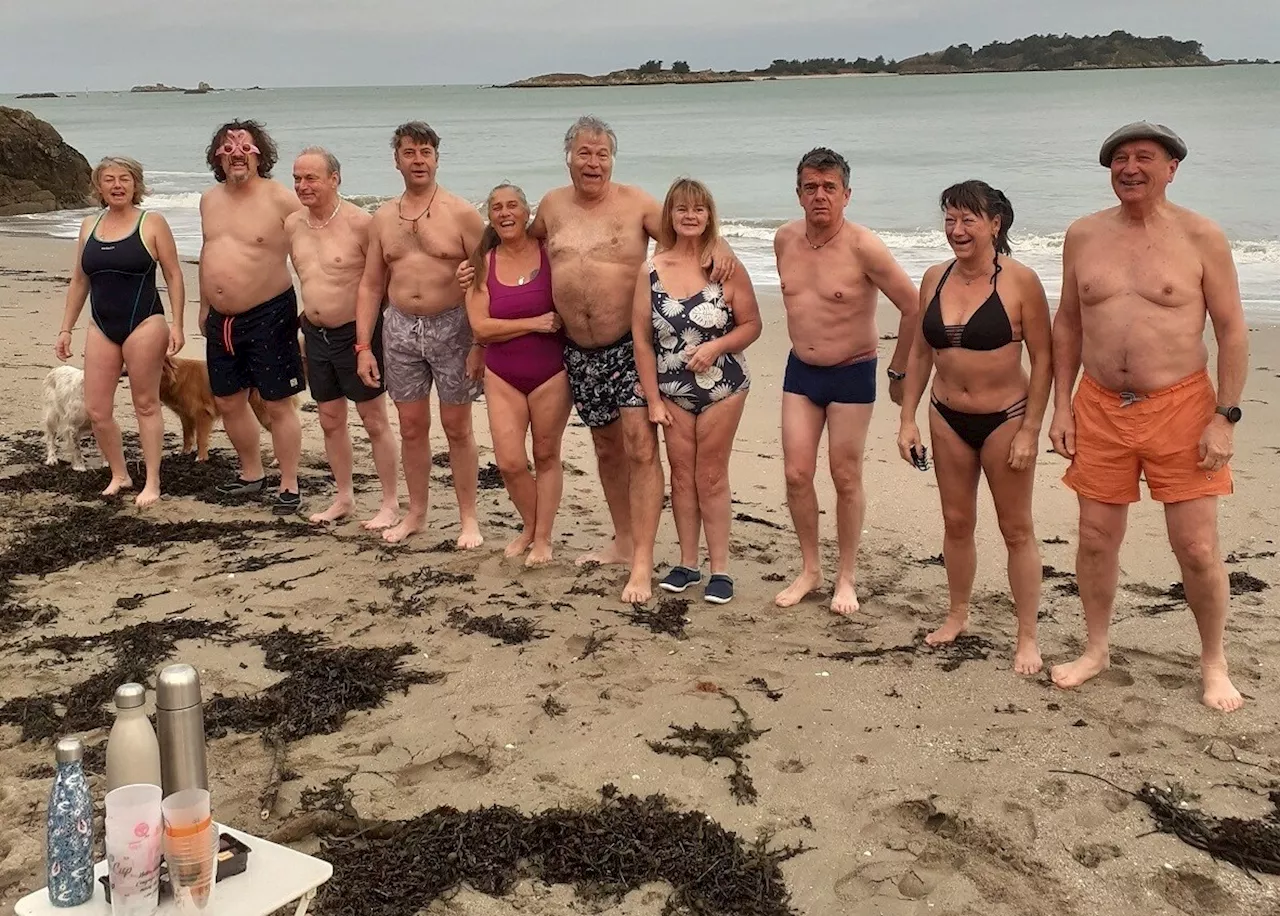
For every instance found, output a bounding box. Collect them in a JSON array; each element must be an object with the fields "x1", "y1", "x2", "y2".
[{"x1": 0, "y1": 233, "x2": 1278, "y2": 915}]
